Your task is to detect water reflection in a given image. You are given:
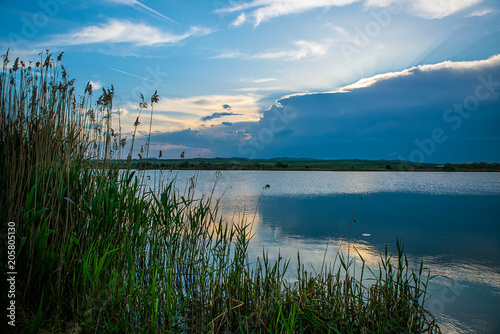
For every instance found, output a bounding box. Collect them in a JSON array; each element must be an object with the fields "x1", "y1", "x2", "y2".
[
  {"x1": 143, "y1": 170, "x2": 500, "y2": 333},
  {"x1": 259, "y1": 193, "x2": 500, "y2": 262},
  {"x1": 256, "y1": 193, "x2": 500, "y2": 333}
]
